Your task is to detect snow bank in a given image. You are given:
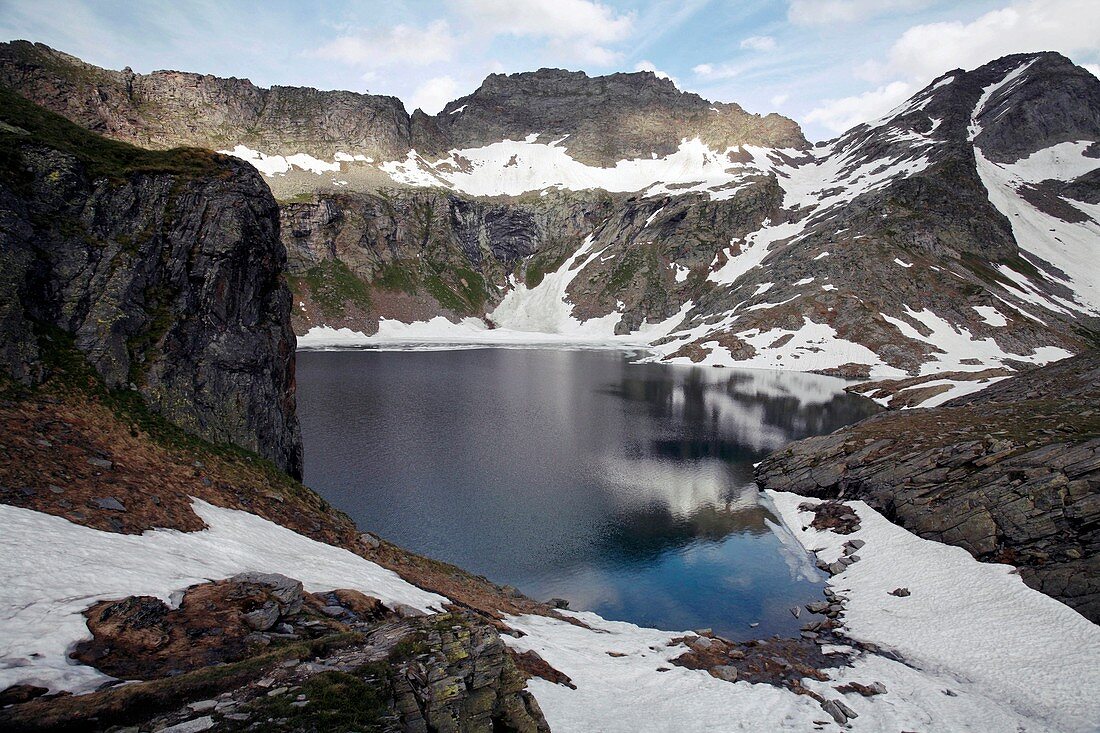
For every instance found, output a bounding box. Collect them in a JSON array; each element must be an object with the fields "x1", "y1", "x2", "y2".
[
  {"x1": 219, "y1": 144, "x2": 345, "y2": 176},
  {"x1": 0, "y1": 501, "x2": 445, "y2": 693},
  {"x1": 880, "y1": 306, "x2": 1072, "y2": 373},
  {"x1": 378, "y1": 137, "x2": 781, "y2": 198},
  {"x1": 503, "y1": 612, "x2": 822, "y2": 732},
  {"x1": 650, "y1": 316, "x2": 903, "y2": 378},
  {"x1": 767, "y1": 491, "x2": 1100, "y2": 733}
]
